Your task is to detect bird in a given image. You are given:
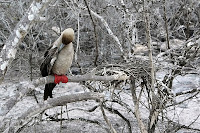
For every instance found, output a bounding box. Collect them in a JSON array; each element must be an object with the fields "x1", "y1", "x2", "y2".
[{"x1": 40, "y1": 28, "x2": 74, "y2": 100}]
